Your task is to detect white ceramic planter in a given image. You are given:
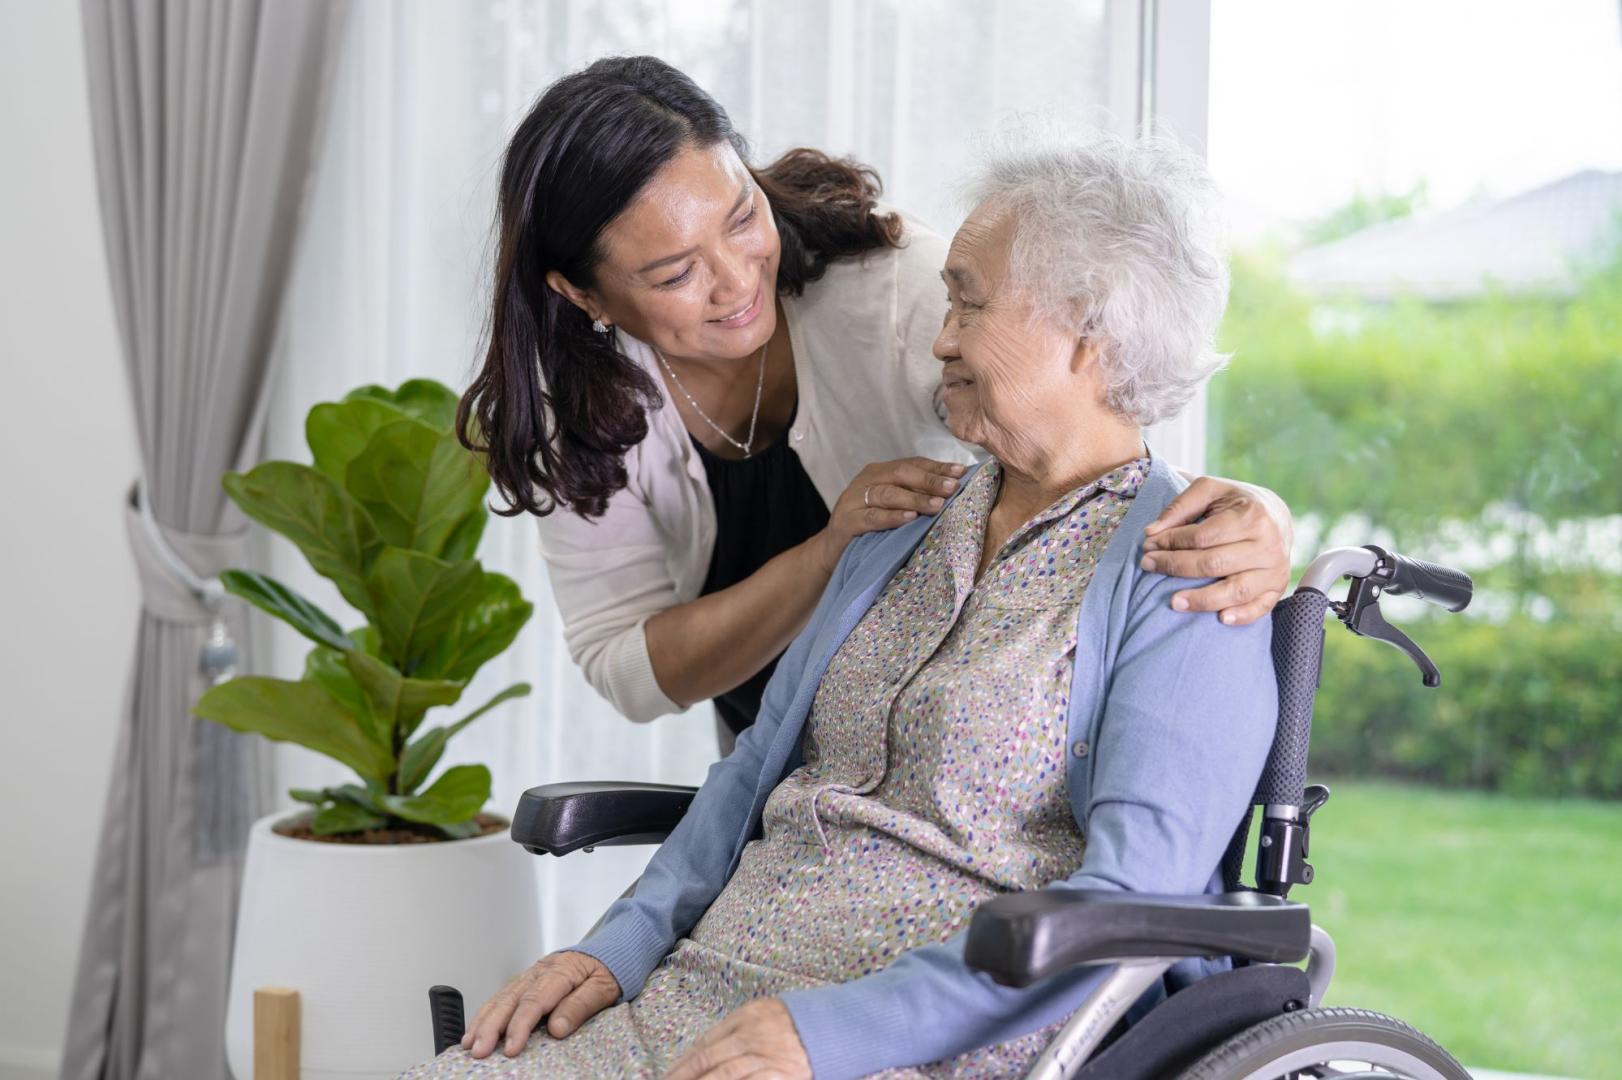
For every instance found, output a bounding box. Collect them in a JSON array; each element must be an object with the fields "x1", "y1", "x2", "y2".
[{"x1": 225, "y1": 811, "x2": 543, "y2": 1080}]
